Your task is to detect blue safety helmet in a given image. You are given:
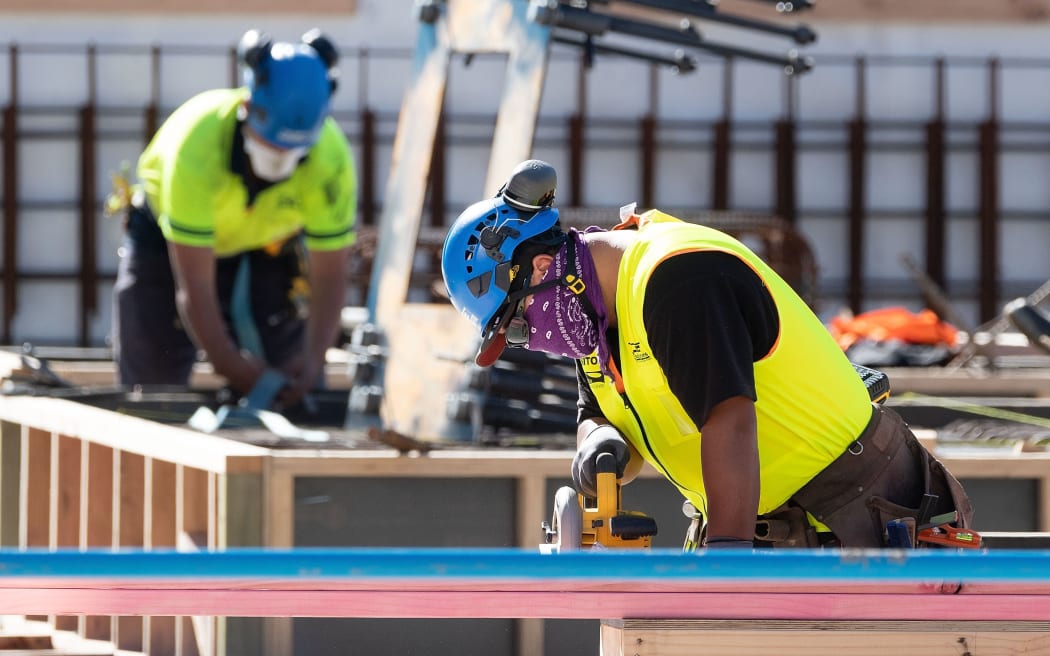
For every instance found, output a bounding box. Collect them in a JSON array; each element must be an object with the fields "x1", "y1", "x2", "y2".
[
  {"x1": 241, "y1": 33, "x2": 335, "y2": 149},
  {"x1": 442, "y1": 196, "x2": 562, "y2": 366}
]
